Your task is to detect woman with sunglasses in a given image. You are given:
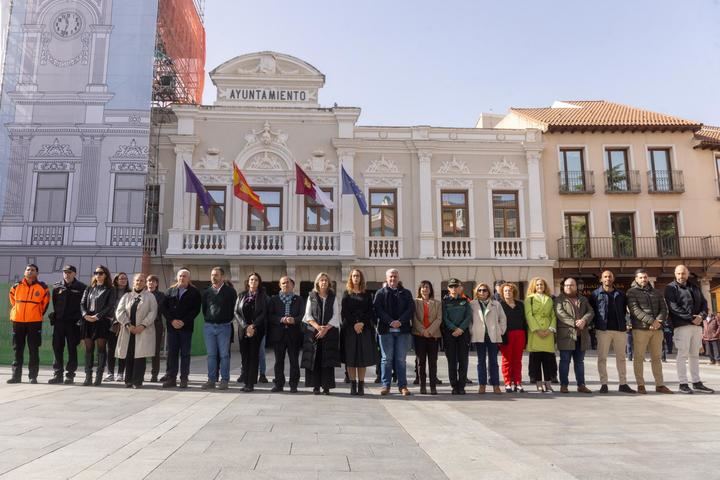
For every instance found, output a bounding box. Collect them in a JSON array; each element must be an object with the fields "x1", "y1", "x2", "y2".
[
  {"x1": 106, "y1": 272, "x2": 130, "y2": 382},
  {"x1": 79, "y1": 266, "x2": 116, "y2": 386},
  {"x1": 469, "y1": 282, "x2": 507, "y2": 394}
]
